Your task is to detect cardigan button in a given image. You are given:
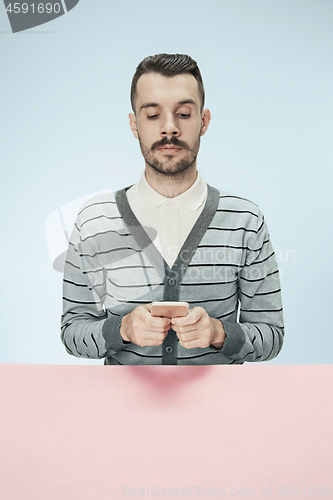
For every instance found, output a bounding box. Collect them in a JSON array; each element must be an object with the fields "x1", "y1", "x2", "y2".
[
  {"x1": 165, "y1": 346, "x2": 173, "y2": 353},
  {"x1": 168, "y1": 278, "x2": 176, "y2": 286}
]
